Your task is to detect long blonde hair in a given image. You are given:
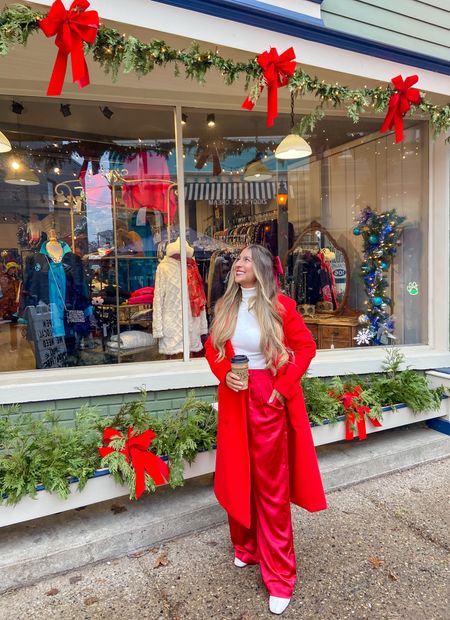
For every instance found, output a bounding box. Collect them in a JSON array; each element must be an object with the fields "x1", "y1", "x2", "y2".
[{"x1": 211, "y1": 244, "x2": 288, "y2": 373}]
